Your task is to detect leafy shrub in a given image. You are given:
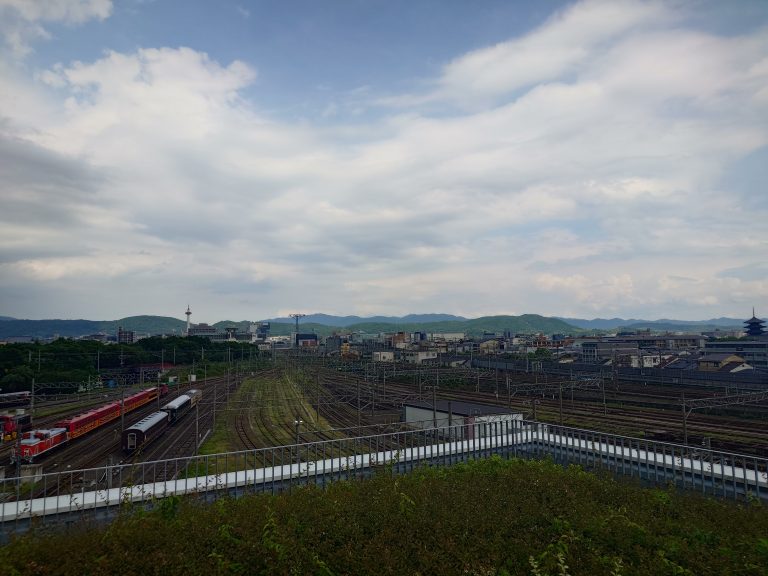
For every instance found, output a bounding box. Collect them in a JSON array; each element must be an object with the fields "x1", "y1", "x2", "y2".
[{"x1": 1, "y1": 457, "x2": 767, "y2": 575}]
